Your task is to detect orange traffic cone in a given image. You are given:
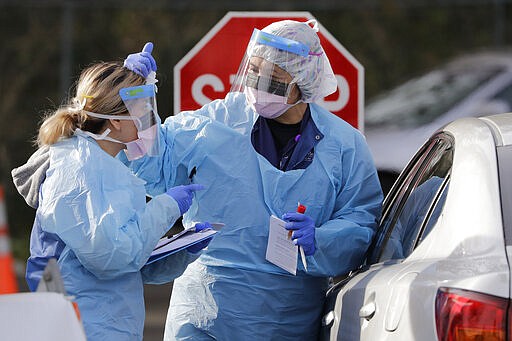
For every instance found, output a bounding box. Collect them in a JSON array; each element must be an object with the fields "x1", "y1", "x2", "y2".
[{"x1": 0, "y1": 185, "x2": 18, "y2": 294}]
